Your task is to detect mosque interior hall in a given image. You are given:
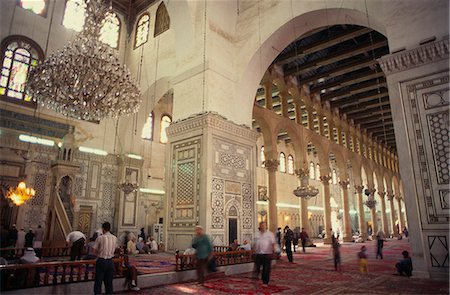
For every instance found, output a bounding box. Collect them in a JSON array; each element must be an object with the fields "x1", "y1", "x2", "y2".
[{"x1": 0, "y1": 0, "x2": 448, "y2": 293}]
